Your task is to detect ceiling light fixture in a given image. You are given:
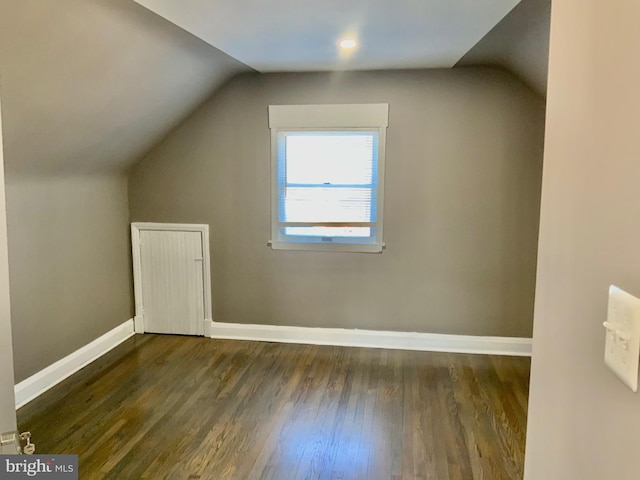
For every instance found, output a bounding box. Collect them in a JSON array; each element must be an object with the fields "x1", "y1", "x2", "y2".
[{"x1": 339, "y1": 39, "x2": 357, "y2": 50}]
